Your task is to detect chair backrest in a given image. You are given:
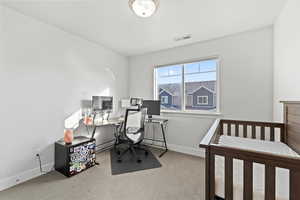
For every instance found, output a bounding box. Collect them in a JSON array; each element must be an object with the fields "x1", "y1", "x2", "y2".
[
  {"x1": 124, "y1": 108, "x2": 147, "y2": 130},
  {"x1": 123, "y1": 108, "x2": 147, "y2": 139}
]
